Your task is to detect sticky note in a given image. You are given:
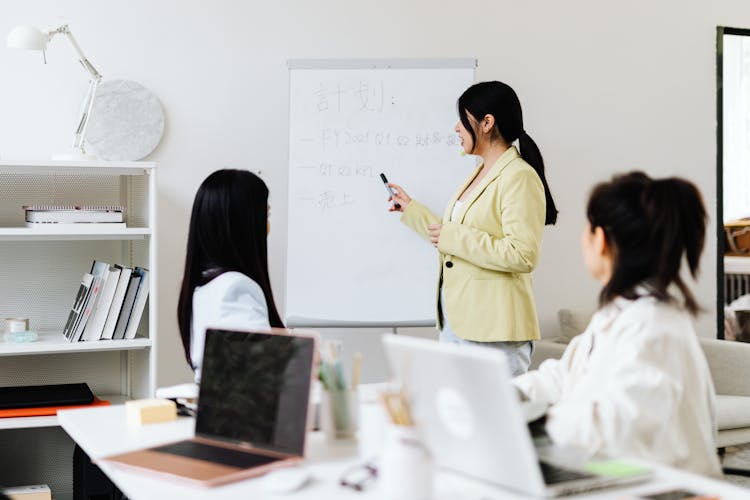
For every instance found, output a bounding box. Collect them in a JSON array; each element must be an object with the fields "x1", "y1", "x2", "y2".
[
  {"x1": 126, "y1": 398, "x2": 177, "y2": 425},
  {"x1": 584, "y1": 459, "x2": 651, "y2": 478}
]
